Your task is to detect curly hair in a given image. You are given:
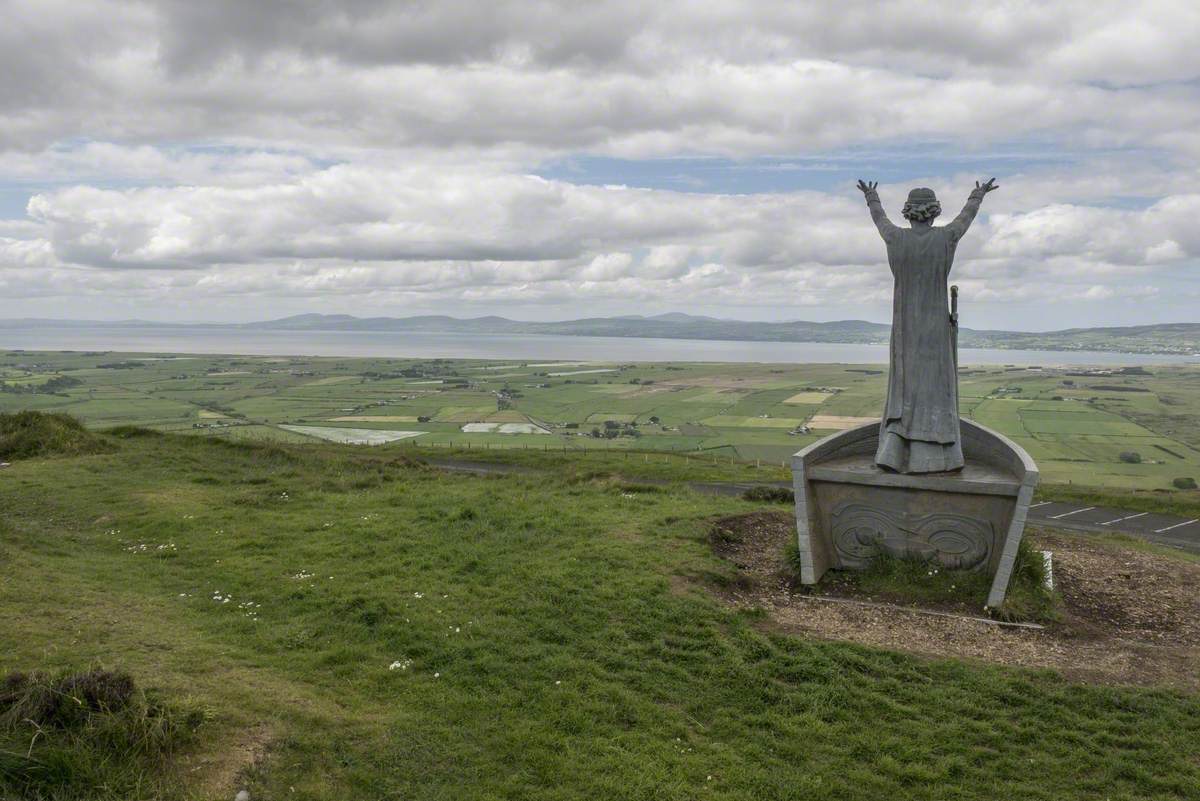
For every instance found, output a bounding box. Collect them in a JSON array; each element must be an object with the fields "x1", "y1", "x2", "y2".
[{"x1": 901, "y1": 200, "x2": 942, "y2": 223}]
